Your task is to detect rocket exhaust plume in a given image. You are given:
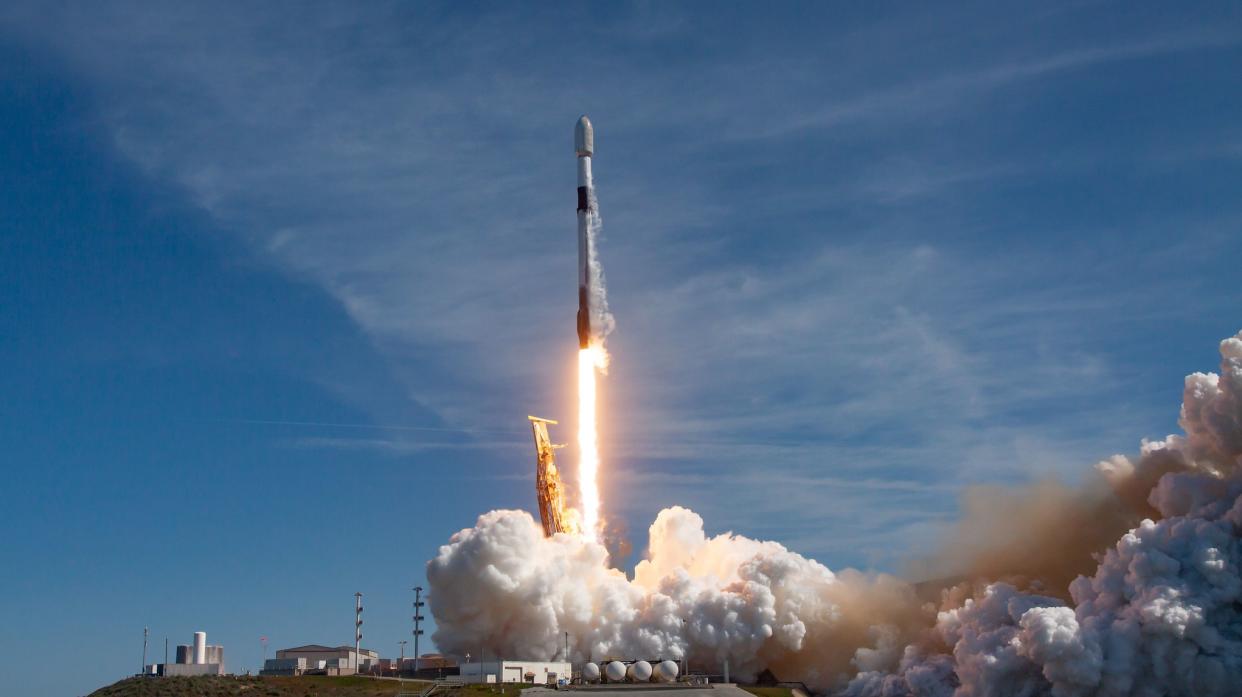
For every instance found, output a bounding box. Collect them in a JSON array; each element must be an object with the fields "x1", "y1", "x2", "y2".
[
  {"x1": 429, "y1": 330, "x2": 1242, "y2": 696},
  {"x1": 575, "y1": 115, "x2": 612, "y2": 543}
]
